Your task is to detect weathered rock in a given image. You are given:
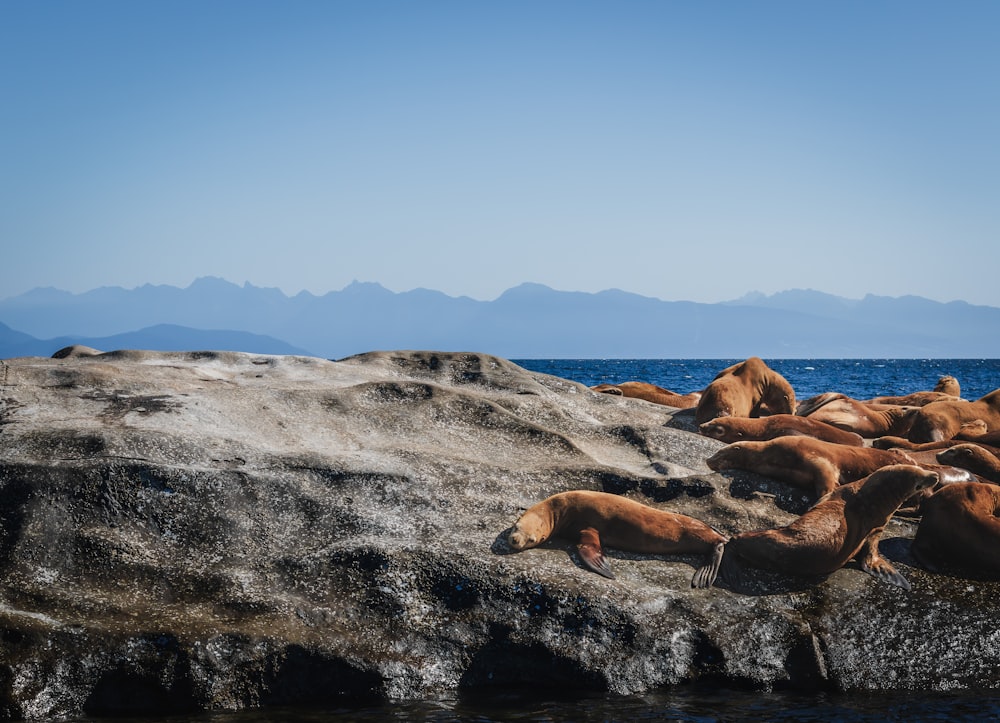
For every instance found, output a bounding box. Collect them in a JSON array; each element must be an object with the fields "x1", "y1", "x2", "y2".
[{"x1": 0, "y1": 349, "x2": 996, "y2": 719}]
